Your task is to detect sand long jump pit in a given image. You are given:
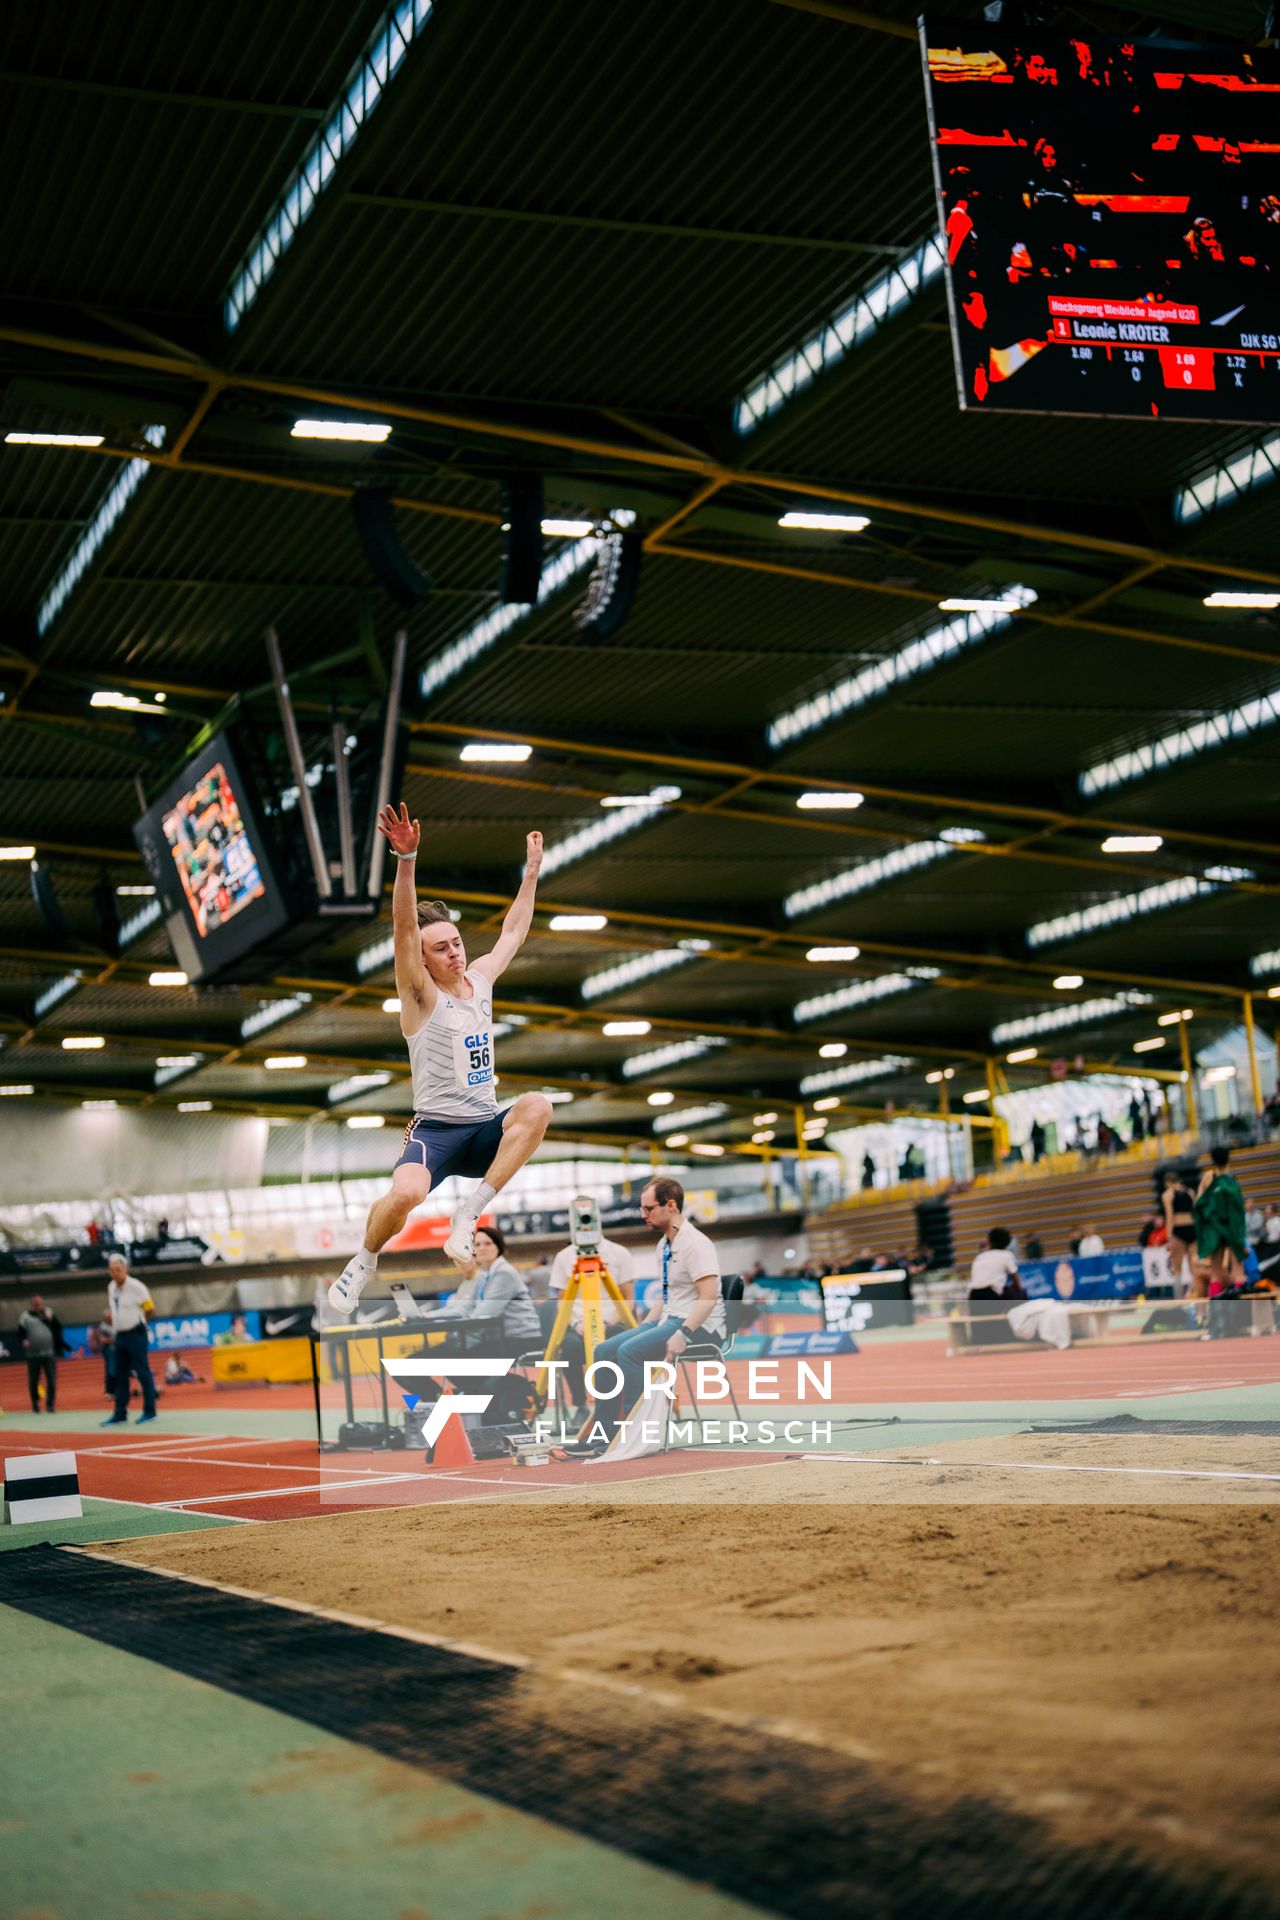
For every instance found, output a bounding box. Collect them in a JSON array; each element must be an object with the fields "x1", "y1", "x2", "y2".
[{"x1": 68, "y1": 1420, "x2": 1280, "y2": 1918}]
